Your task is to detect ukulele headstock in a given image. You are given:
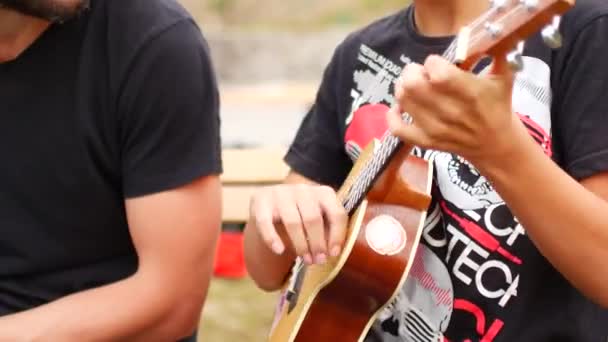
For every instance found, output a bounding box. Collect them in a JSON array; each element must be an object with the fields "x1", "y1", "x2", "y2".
[{"x1": 454, "y1": 0, "x2": 575, "y2": 71}]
